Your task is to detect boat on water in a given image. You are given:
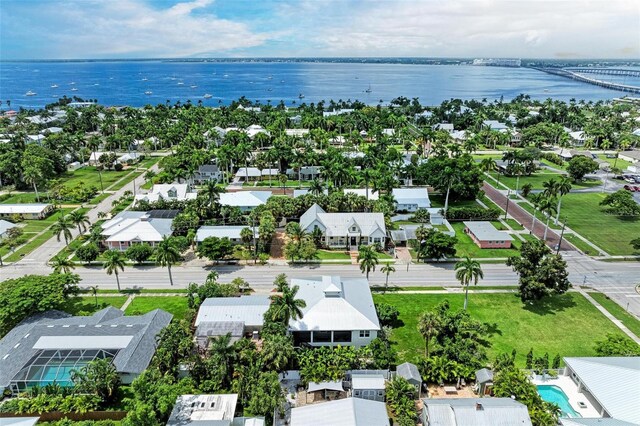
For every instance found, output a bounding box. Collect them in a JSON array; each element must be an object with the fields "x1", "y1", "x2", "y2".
[
  {"x1": 223, "y1": 74, "x2": 229, "y2": 77},
  {"x1": 190, "y1": 85, "x2": 197, "y2": 89},
  {"x1": 142, "y1": 77, "x2": 148, "y2": 81},
  {"x1": 298, "y1": 93, "x2": 305, "y2": 99},
  {"x1": 94, "y1": 83, "x2": 99, "y2": 86},
  {"x1": 280, "y1": 80, "x2": 285, "y2": 83},
  {"x1": 267, "y1": 88, "x2": 273, "y2": 92},
  {"x1": 177, "y1": 82, "x2": 184, "y2": 86},
  {"x1": 267, "y1": 76, "x2": 273, "y2": 80},
  {"x1": 51, "y1": 84, "x2": 59, "y2": 88},
  {"x1": 145, "y1": 91, "x2": 153, "y2": 95},
  {"x1": 25, "y1": 90, "x2": 36, "y2": 96},
  {"x1": 365, "y1": 84, "x2": 372, "y2": 93},
  {"x1": 69, "y1": 82, "x2": 75, "y2": 85},
  {"x1": 203, "y1": 94, "x2": 213, "y2": 99},
  {"x1": 71, "y1": 88, "x2": 78, "y2": 92}
]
